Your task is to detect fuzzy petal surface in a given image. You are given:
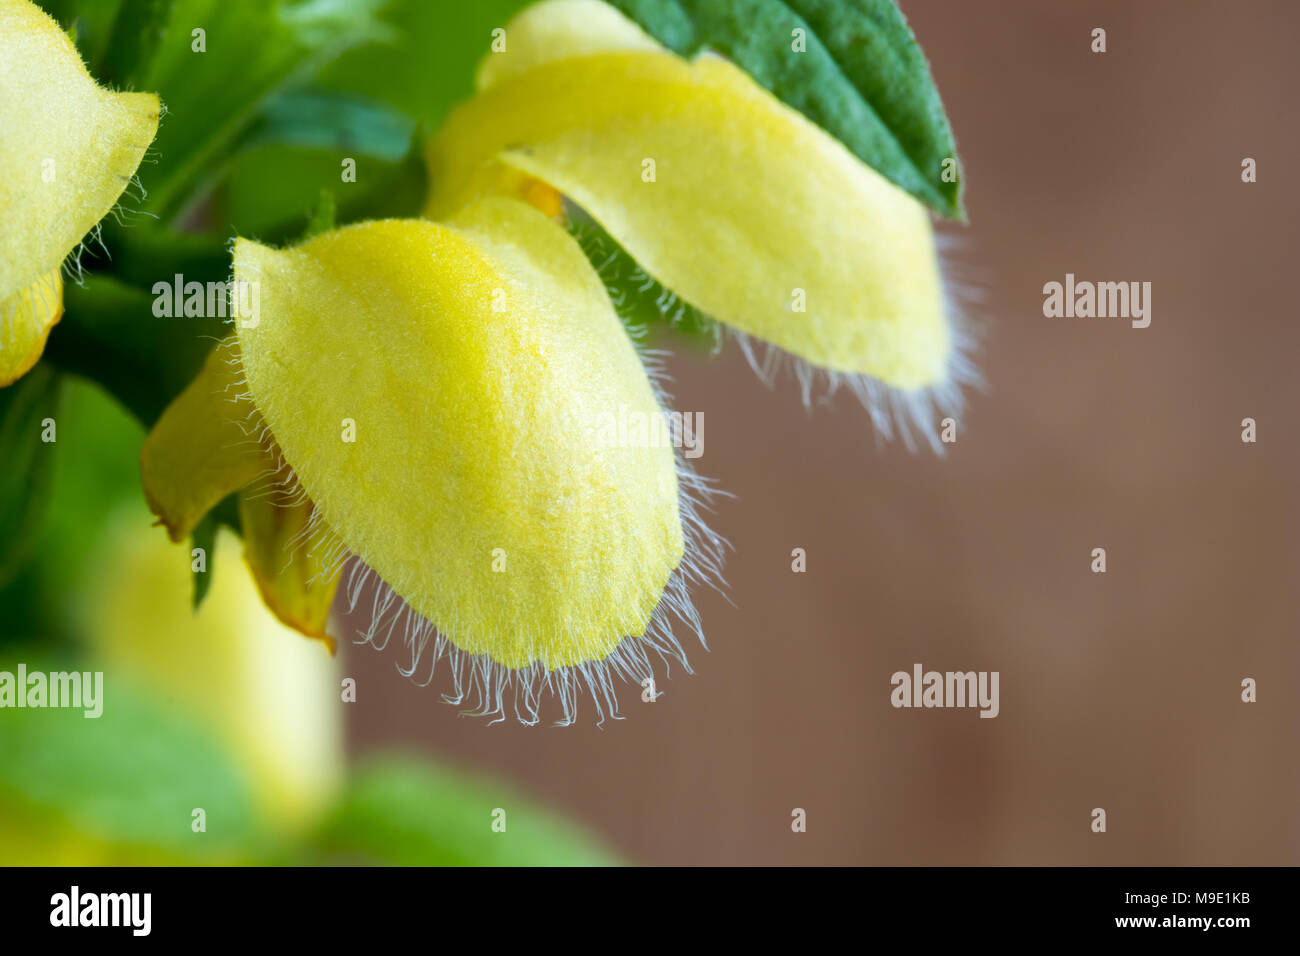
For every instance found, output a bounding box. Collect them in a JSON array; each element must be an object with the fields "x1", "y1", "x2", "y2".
[
  {"x1": 0, "y1": 269, "x2": 61, "y2": 386},
  {"x1": 239, "y1": 474, "x2": 342, "y2": 653},
  {"x1": 0, "y1": 0, "x2": 160, "y2": 305},
  {"x1": 426, "y1": 0, "x2": 949, "y2": 389},
  {"x1": 140, "y1": 340, "x2": 270, "y2": 543},
  {"x1": 233, "y1": 201, "x2": 683, "y2": 670}
]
